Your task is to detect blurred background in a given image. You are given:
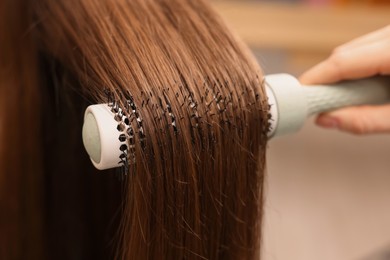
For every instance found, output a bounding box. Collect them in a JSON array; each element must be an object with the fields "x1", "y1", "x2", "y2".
[{"x1": 212, "y1": 1, "x2": 390, "y2": 260}]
